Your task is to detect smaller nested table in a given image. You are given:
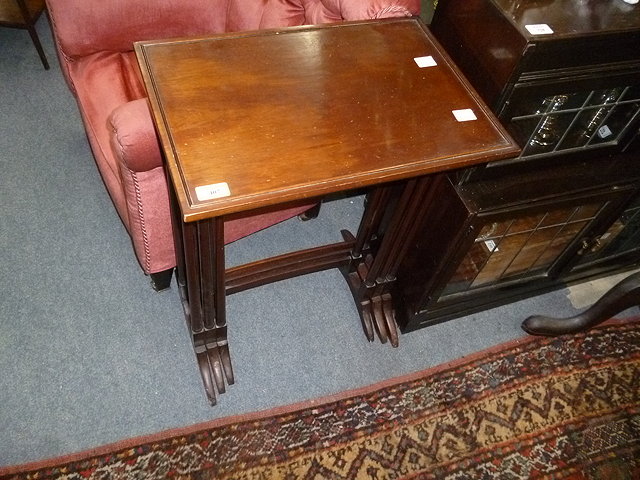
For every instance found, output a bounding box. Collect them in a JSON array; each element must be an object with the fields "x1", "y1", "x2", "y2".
[{"x1": 0, "y1": 0, "x2": 49, "y2": 69}]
